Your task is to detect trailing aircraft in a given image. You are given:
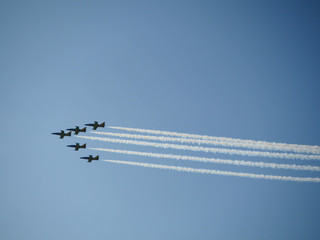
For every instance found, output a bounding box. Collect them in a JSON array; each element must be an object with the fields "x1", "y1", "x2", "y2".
[
  {"x1": 85, "y1": 121, "x2": 105, "y2": 130},
  {"x1": 80, "y1": 155, "x2": 99, "y2": 163},
  {"x1": 51, "y1": 130, "x2": 72, "y2": 139},
  {"x1": 66, "y1": 126, "x2": 86, "y2": 135},
  {"x1": 67, "y1": 143, "x2": 86, "y2": 151}
]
